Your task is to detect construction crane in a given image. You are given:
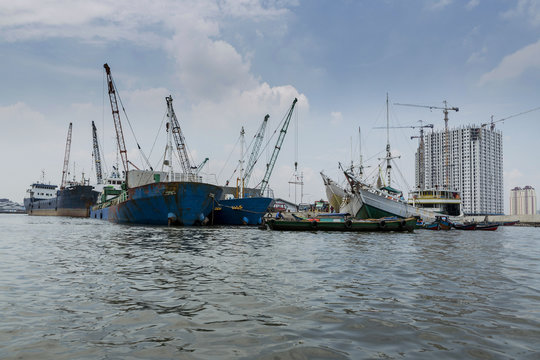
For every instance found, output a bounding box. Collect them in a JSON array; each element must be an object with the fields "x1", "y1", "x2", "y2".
[
  {"x1": 194, "y1": 158, "x2": 209, "y2": 175},
  {"x1": 260, "y1": 98, "x2": 298, "y2": 195},
  {"x1": 395, "y1": 100, "x2": 459, "y2": 188},
  {"x1": 243, "y1": 114, "x2": 269, "y2": 187},
  {"x1": 165, "y1": 95, "x2": 193, "y2": 175},
  {"x1": 91, "y1": 121, "x2": 103, "y2": 184},
  {"x1": 103, "y1": 63, "x2": 131, "y2": 175},
  {"x1": 482, "y1": 106, "x2": 540, "y2": 130},
  {"x1": 60, "y1": 122, "x2": 73, "y2": 189},
  {"x1": 373, "y1": 123, "x2": 434, "y2": 130}
]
